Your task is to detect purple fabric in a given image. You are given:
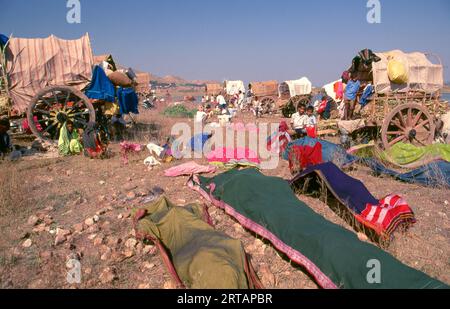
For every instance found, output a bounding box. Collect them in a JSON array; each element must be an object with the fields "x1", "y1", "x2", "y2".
[{"x1": 290, "y1": 162, "x2": 378, "y2": 214}]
